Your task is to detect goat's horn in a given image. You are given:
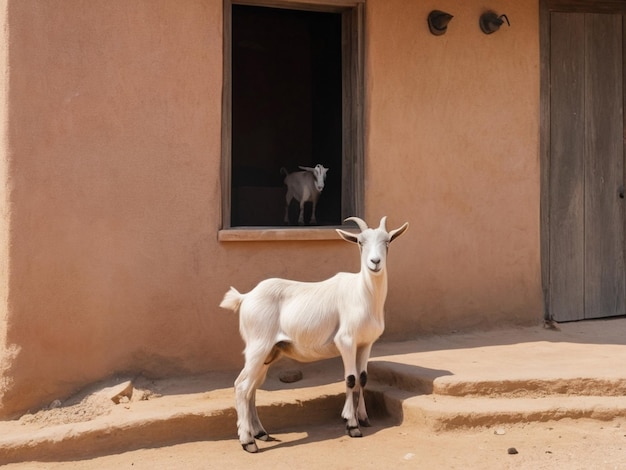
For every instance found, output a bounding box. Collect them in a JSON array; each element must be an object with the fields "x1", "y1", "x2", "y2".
[
  {"x1": 379, "y1": 216, "x2": 388, "y2": 232},
  {"x1": 344, "y1": 216, "x2": 369, "y2": 231}
]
